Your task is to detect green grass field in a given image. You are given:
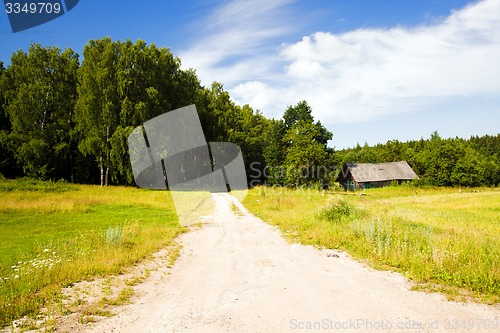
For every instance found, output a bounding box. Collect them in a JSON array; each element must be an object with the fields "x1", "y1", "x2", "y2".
[
  {"x1": 2, "y1": 180, "x2": 498, "y2": 327},
  {"x1": 243, "y1": 185, "x2": 500, "y2": 303},
  {"x1": 0, "y1": 179, "x2": 184, "y2": 327}
]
